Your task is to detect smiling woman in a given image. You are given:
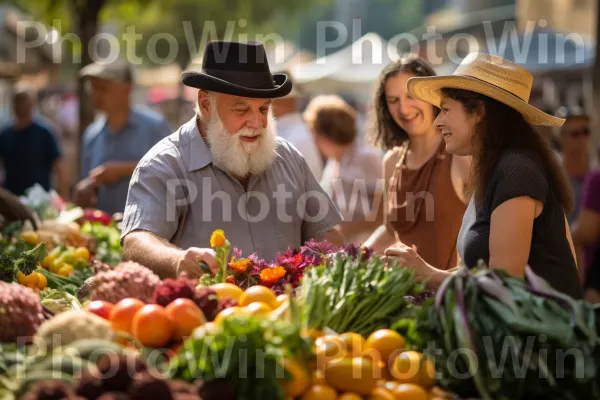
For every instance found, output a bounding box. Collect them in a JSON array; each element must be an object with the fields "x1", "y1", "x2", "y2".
[
  {"x1": 363, "y1": 55, "x2": 471, "y2": 272},
  {"x1": 389, "y1": 52, "x2": 583, "y2": 298}
]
